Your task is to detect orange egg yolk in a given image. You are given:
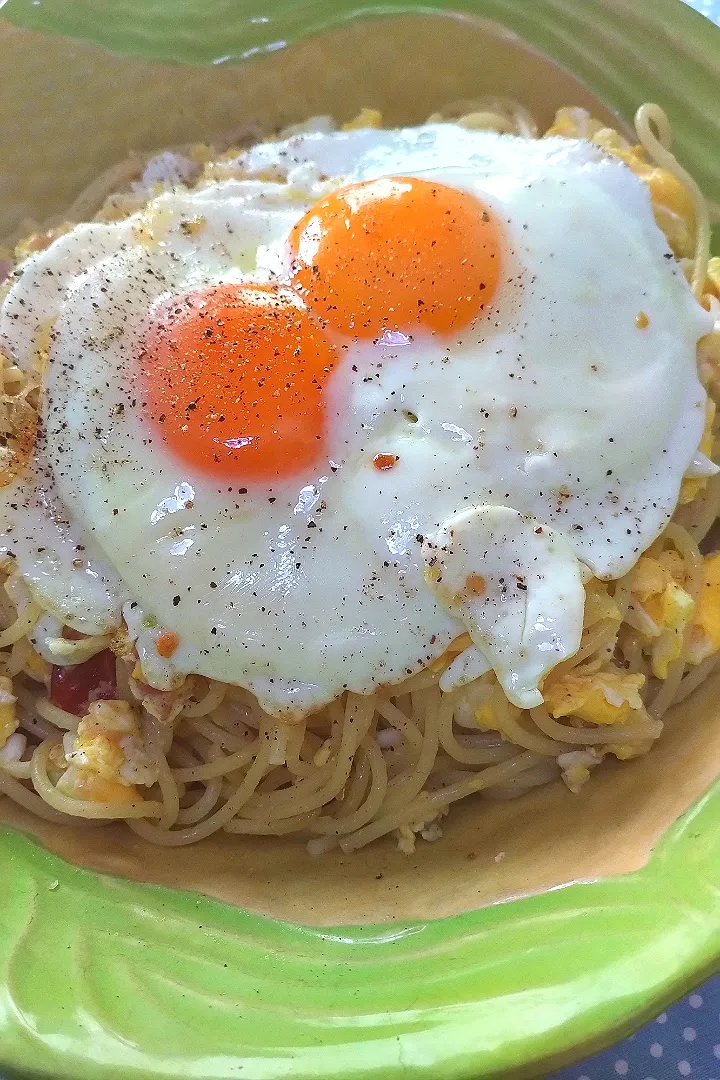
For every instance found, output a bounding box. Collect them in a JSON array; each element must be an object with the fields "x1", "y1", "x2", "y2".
[
  {"x1": 289, "y1": 176, "x2": 502, "y2": 339},
  {"x1": 140, "y1": 284, "x2": 337, "y2": 482}
]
